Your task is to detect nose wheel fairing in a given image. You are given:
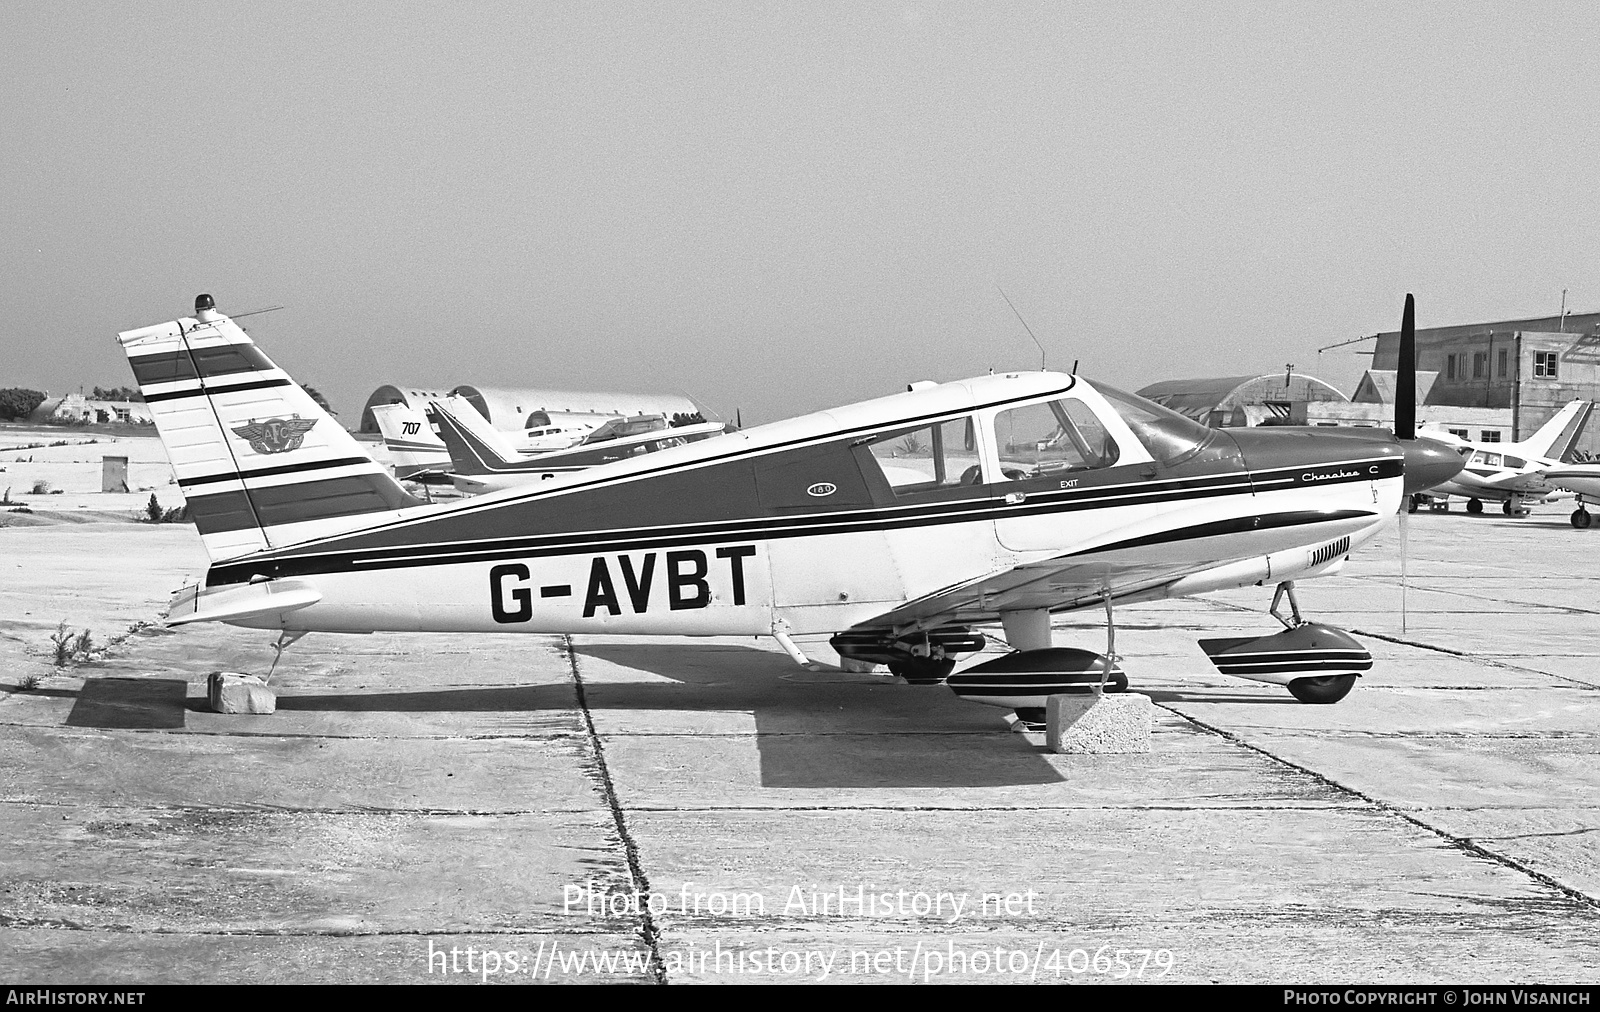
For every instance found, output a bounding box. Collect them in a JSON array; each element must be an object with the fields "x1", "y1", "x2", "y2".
[{"x1": 1199, "y1": 621, "x2": 1371, "y2": 700}]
